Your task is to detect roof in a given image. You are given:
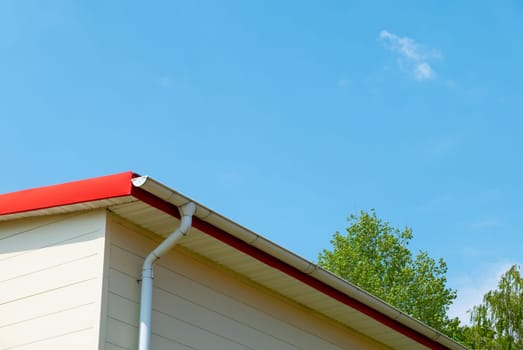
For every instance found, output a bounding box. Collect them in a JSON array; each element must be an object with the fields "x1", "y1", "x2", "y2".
[{"x1": 0, "y1": 171, "x2": 468, "y2": 350}]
